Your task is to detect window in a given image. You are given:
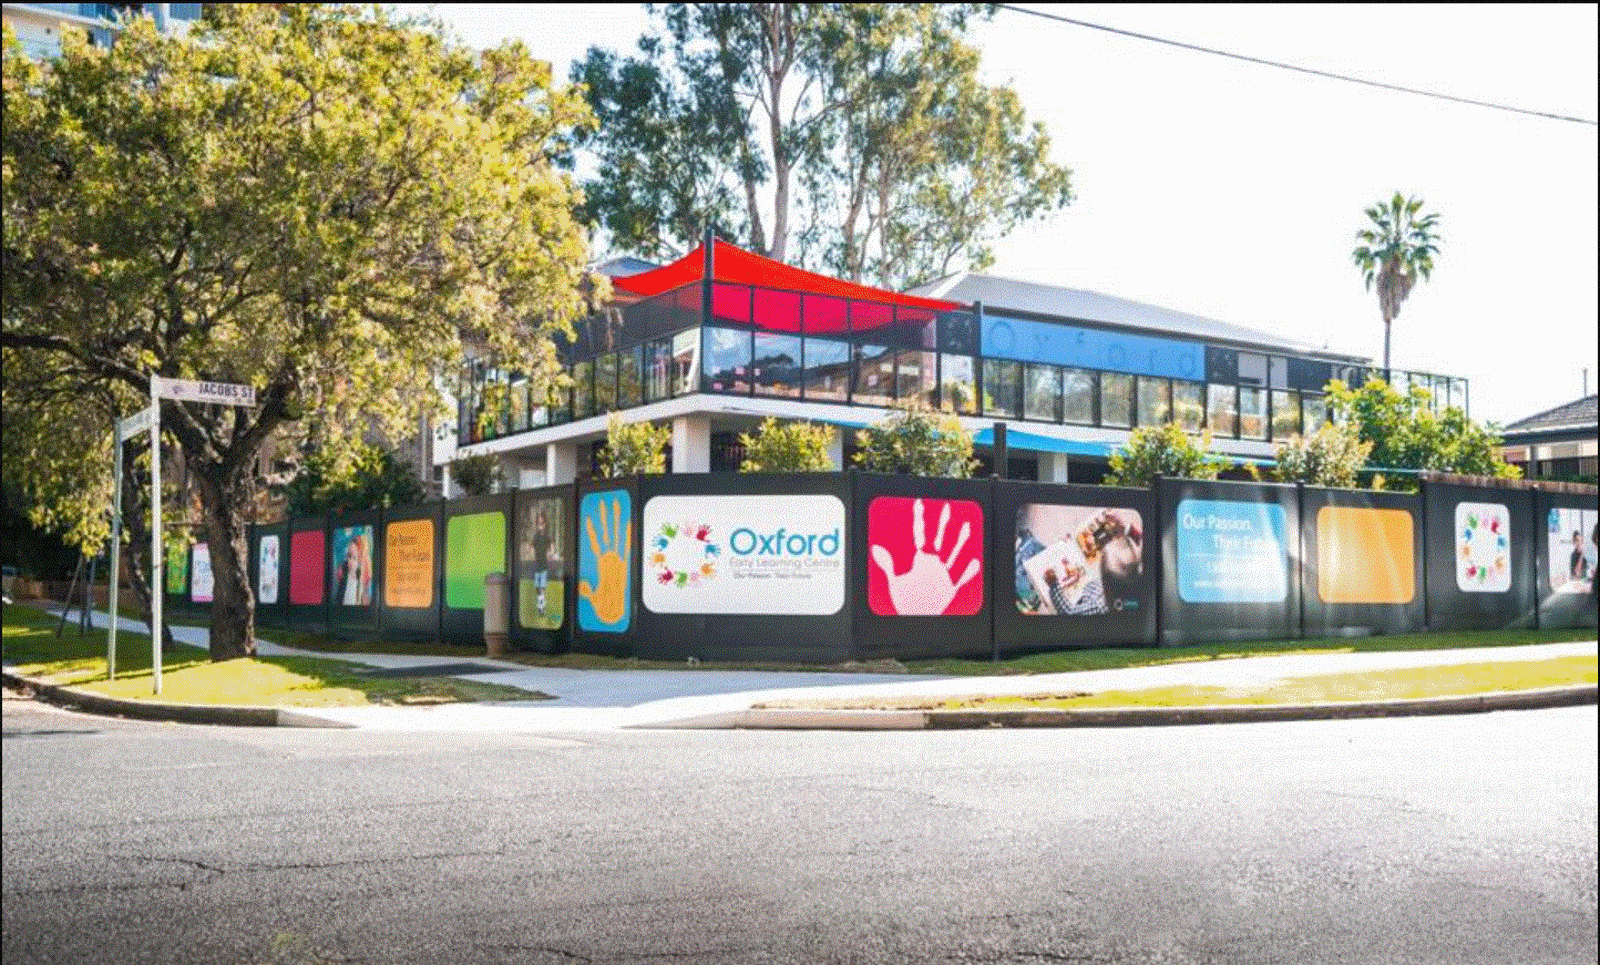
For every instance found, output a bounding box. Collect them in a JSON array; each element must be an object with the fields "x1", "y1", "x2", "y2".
[
  {"x1": 1452, "y1": 378, "x2": 1468, "y2": 413},
  {"x1": 1271, "y1": 389, "x2": 1299, "y2": 439},
  {"x1": 854, "y1": 344, "x2": 895, "y2": 407},
  {"x1": 804, "y1": 339, "x2": 851, "y2": 403},
  {"x1": 752, "y1": 333, "x2": 803, "y2": 398},
  {"x1": 1100, "y1": 373, "x2": 1133, "y2": 429},
  {"x1": 572, "y1": 360, "x2": 595, "y2": 420},
  {"x1": 594, "y1": 352, "x2": 618, "y2": 413},
  {"x1": 509, "y1": 377, "x2": 528, "y2": 432},
  {"x1": 752, "y1": 287, "x2": 802, "y2": 333},
  {"x1": 1024, "y1": 364, "x2": 1061, "y2": 422},
  {"x1": 941, "y1": 354, "x2": 978, "y2": 415},
  {"x1": 618, "y1": 346, "x2": 643, "y2": 409},
  {"x1": 645, "y1": 338, "x2": 672, "y2": 402},
  {"x1": 1268, "y1": 356, "x2": 1289, "y2": 388},
  {"x1": 1173, "y1": 381, "x2": 1204, "y2": 432},
  {"x1": 704, "y1": 327, "x2": 752, "y2": 393},
  {"x1": 1237, "y1": 352, "x2": 1267, "y2": 386},
  {"x1": 1208, "y1": 383, "x2": 1237, "y2": 437},
  {"x1": 894, "y1": 347, "x2": 935, "y2": 407},
  {"x1": 1137, "y1": 376, "x2": 1171, "y2": 427},
  {"x1": 1239, "y1": 386, "x2": 1267, "y2": 439},
  {"x1": 671, "y1": 329, "x2": 699, "y2": 396},
  {"x1": 1302, "y1": 394, "x2": 1326, "y2": 431},
  {"x1": 1062, "y1": 368, "x2": 1095, "y2": 425},
  {"x1": 982, "y1": 359, "x2": 1022, "y2": 419}
]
